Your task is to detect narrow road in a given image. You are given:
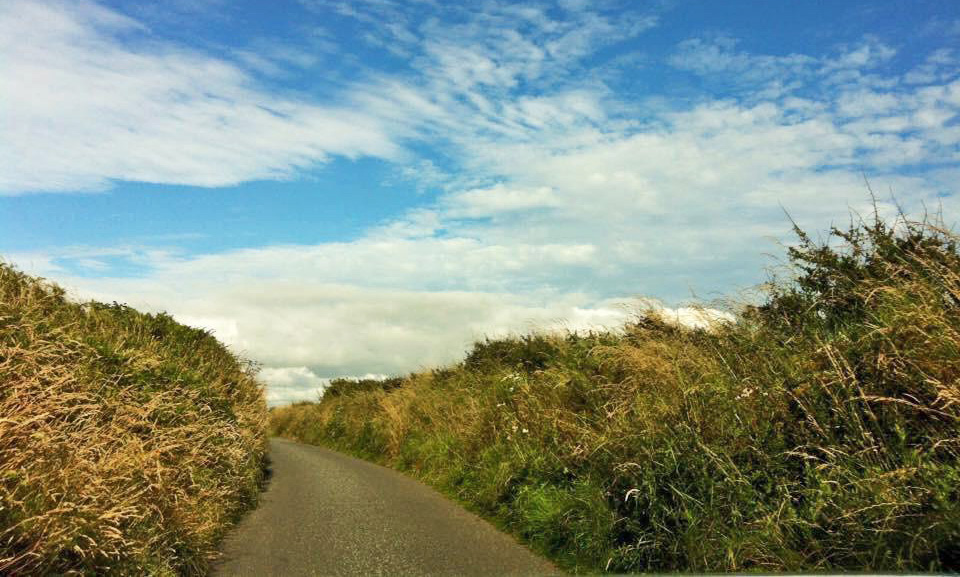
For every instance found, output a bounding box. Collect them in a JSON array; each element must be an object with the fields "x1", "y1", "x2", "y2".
[{"x1": 214, "y1": 438, "x2": 558, "y2": 576}]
